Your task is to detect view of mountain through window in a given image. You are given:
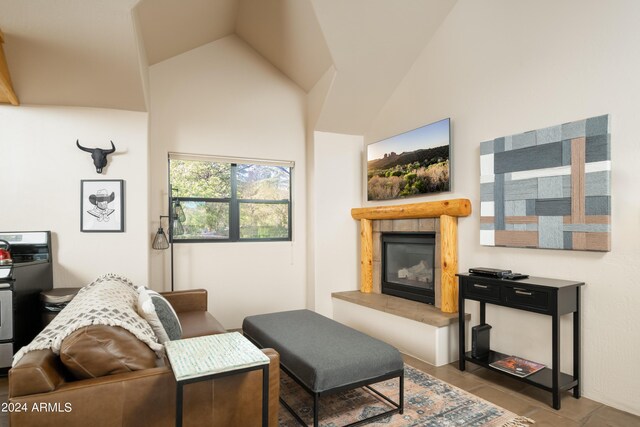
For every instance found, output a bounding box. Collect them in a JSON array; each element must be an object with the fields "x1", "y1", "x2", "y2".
[{"x1": 169, "y1": 157, "x2": 292, "y2": 241}]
